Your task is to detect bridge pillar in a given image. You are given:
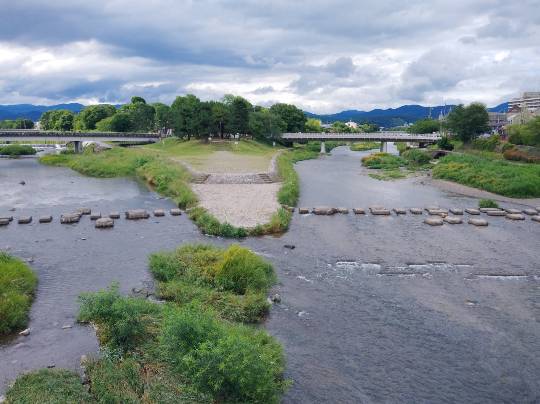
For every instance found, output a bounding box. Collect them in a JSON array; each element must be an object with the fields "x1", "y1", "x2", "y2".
[
  {"x1": 380, "y1": 142, "x2": 387, "y2": 152},
  {"x1": 73, "y1": 141, "x2": 83, "y2": 153},
  {"x1": 320, "y1": 141, "x2": 326, "y2": 154}
]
